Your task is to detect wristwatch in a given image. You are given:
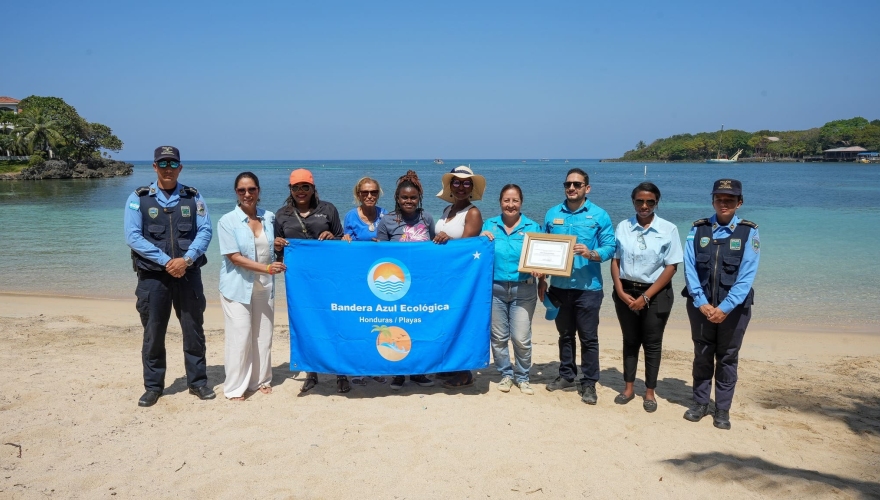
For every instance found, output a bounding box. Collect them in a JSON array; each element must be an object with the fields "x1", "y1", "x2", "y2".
[{"x1": 184, "y1": 256, "x2": 194, "y2": 267}]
